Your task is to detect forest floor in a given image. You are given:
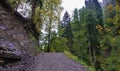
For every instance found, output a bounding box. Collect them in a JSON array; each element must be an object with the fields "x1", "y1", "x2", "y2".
[
  {"x1": 1, "y1": 53, "x2": 86, "y2": 71},
  {"x1": 26, "y1": 53, "x2": 86, "y2": 71}
]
